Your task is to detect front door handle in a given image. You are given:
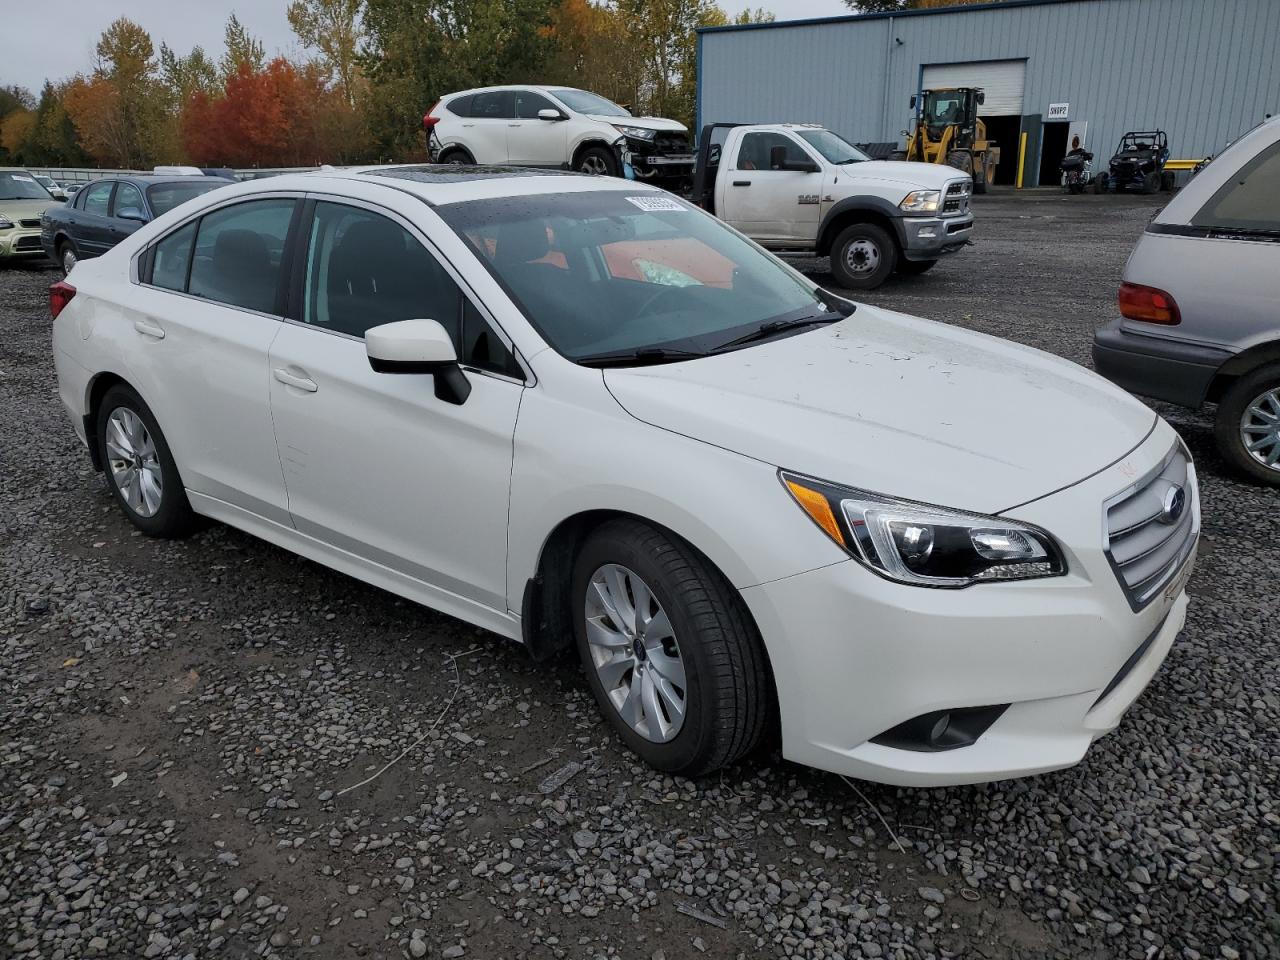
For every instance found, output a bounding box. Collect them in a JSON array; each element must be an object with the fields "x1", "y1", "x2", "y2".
[
  {"x1": 133, "y1": 319, "x2": 165, "y2": 339},
  {"x1": 273, "y1": 367, "x2": 318, "y2": 393},
  {"x1": 732, "y1": 180, "x2": 751, "y2": 187}
]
